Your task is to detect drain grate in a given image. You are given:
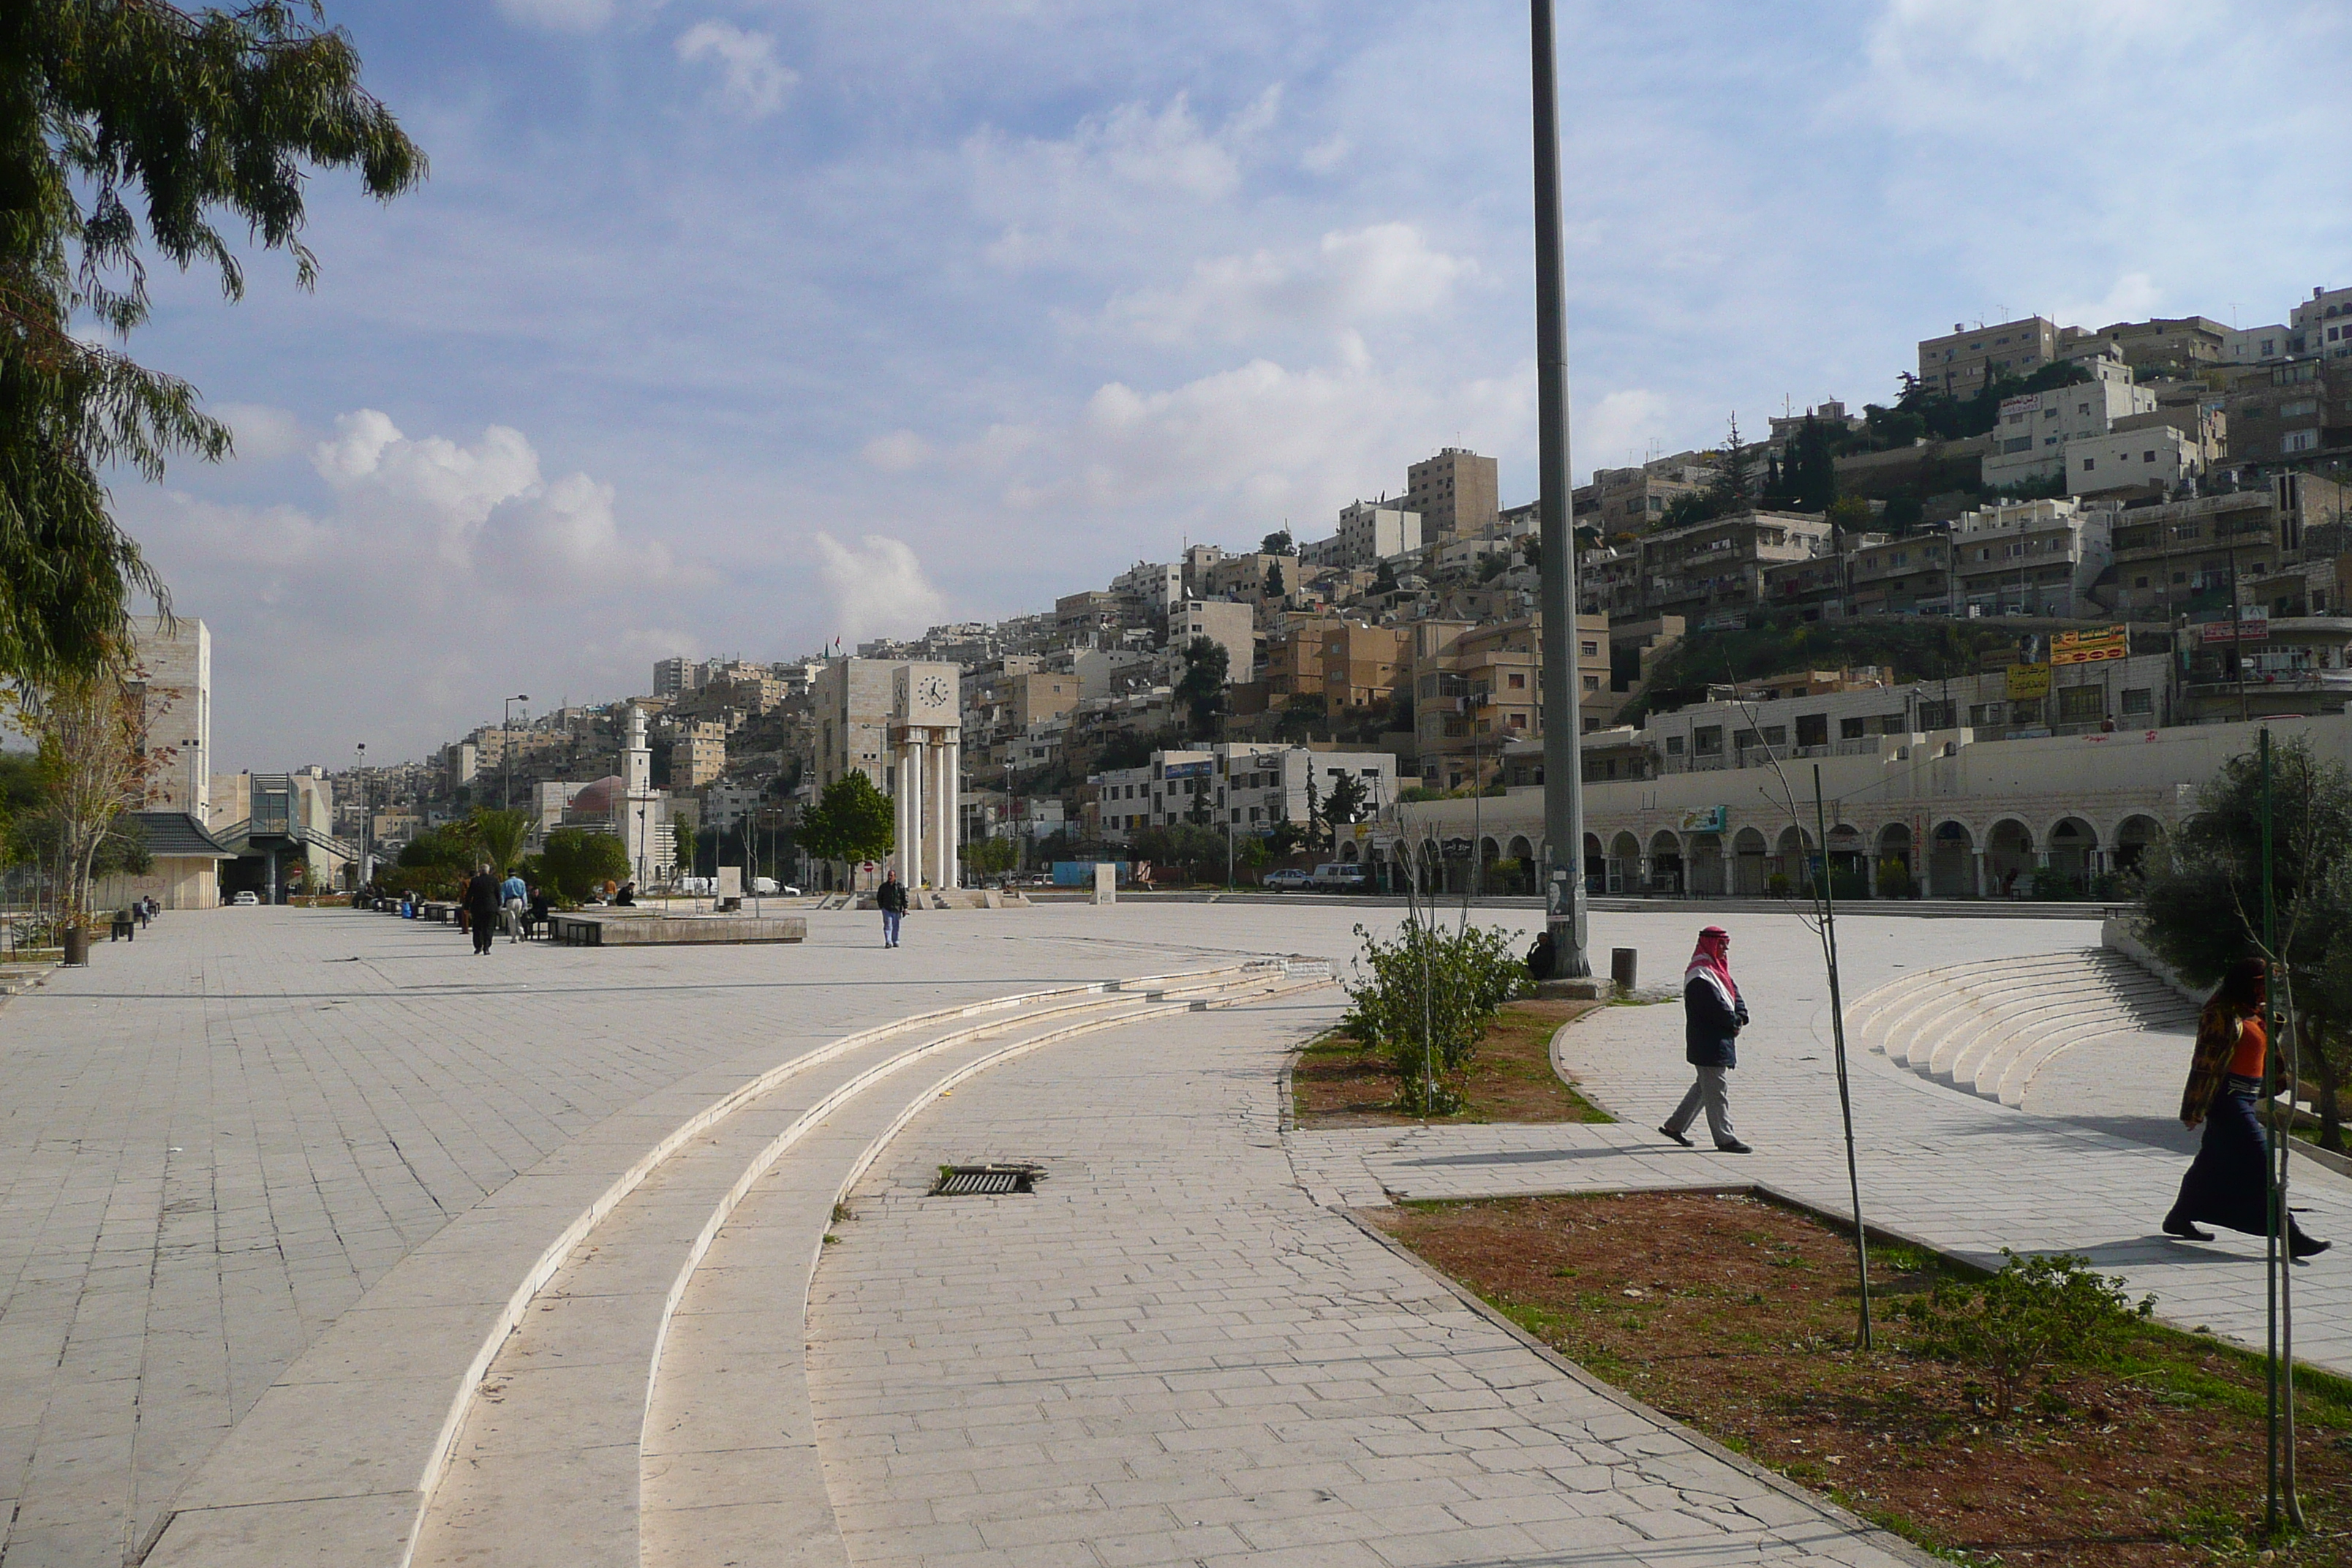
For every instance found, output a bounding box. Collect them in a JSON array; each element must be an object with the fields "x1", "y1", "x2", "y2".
[{"x1": 931, "y1": 1164, "x2": 1041, "y2": 1196}]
